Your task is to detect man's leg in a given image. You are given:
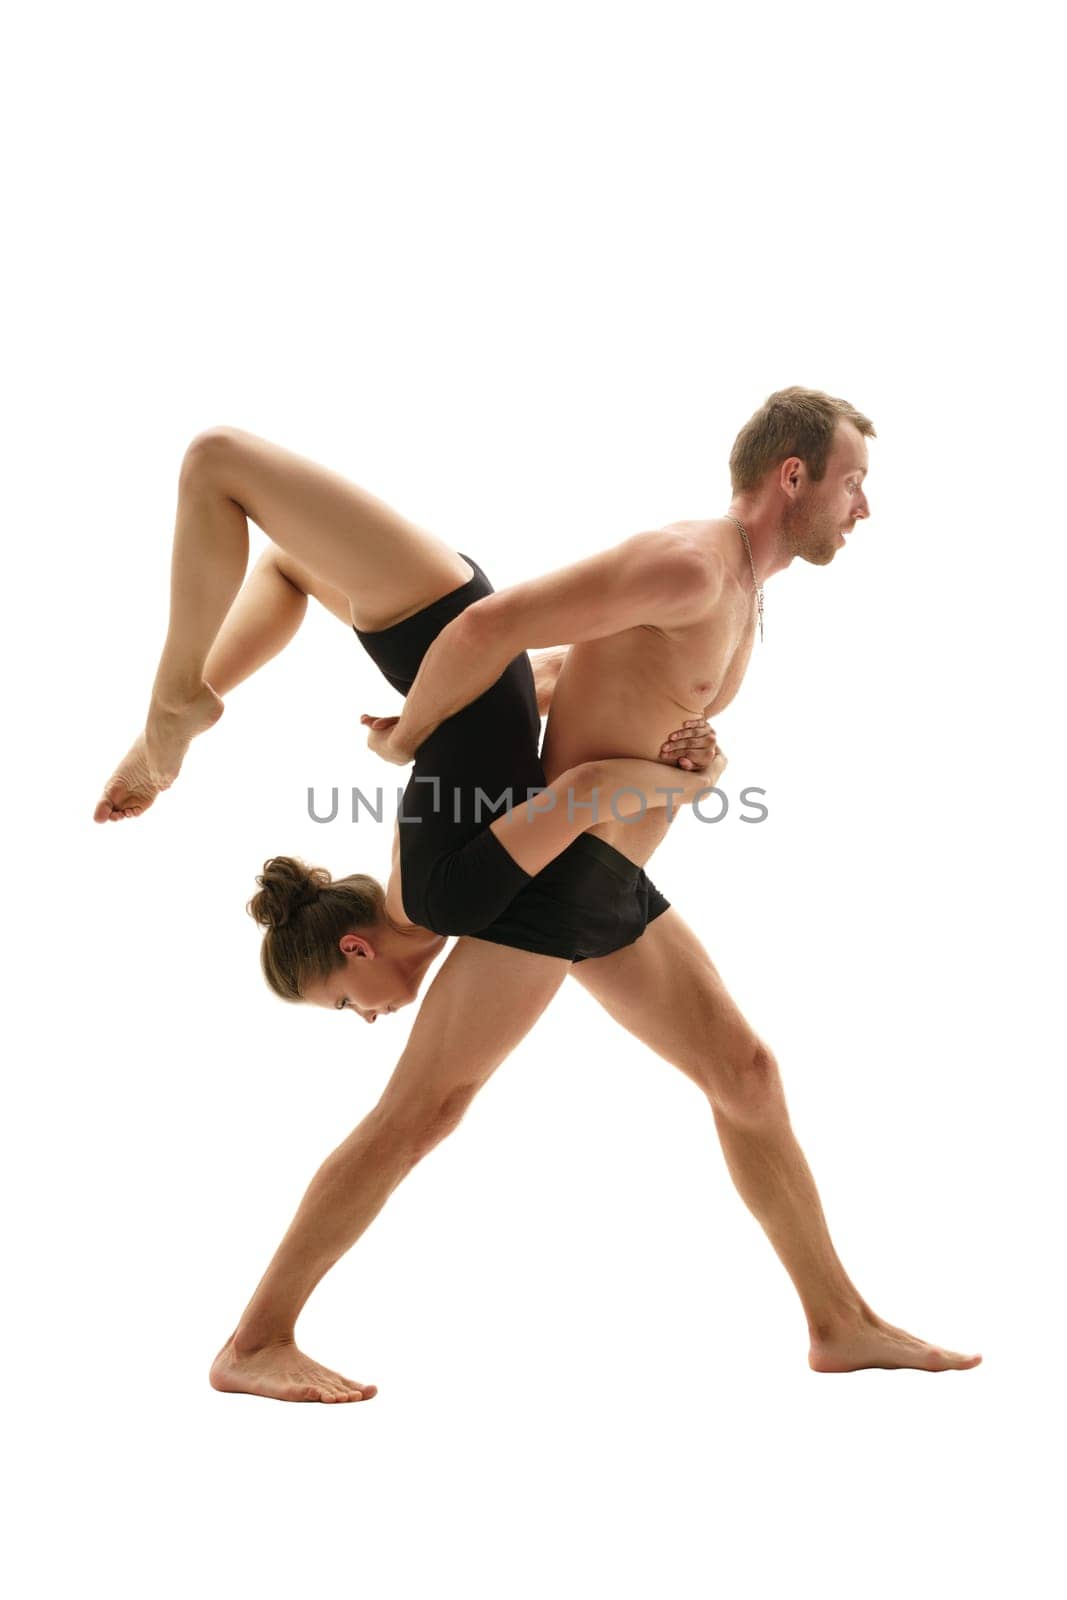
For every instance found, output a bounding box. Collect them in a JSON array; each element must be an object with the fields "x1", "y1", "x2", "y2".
[
  {"x1": 210, "y1": 936, "x2": 569, "y2": 1403},
  {"x1": 571, "y1": 910, "x2": 981, "y2": 1373},
  {"x1": 94, "y1": 426, "x2": 471, "y2": 820}
]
